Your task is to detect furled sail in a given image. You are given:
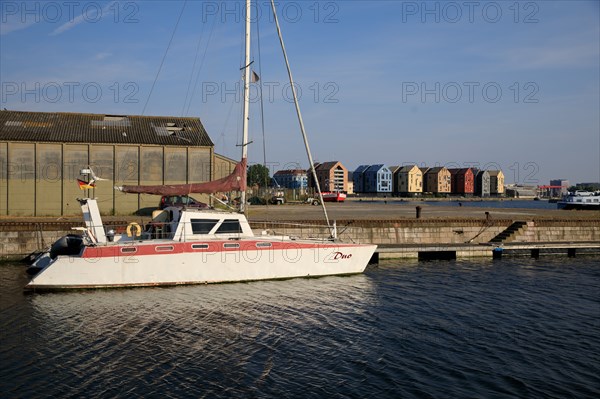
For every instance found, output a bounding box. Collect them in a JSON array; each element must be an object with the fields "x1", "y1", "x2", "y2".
[{"x1": 115, "y1": 158, "x2": 247, "y2": 195}]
